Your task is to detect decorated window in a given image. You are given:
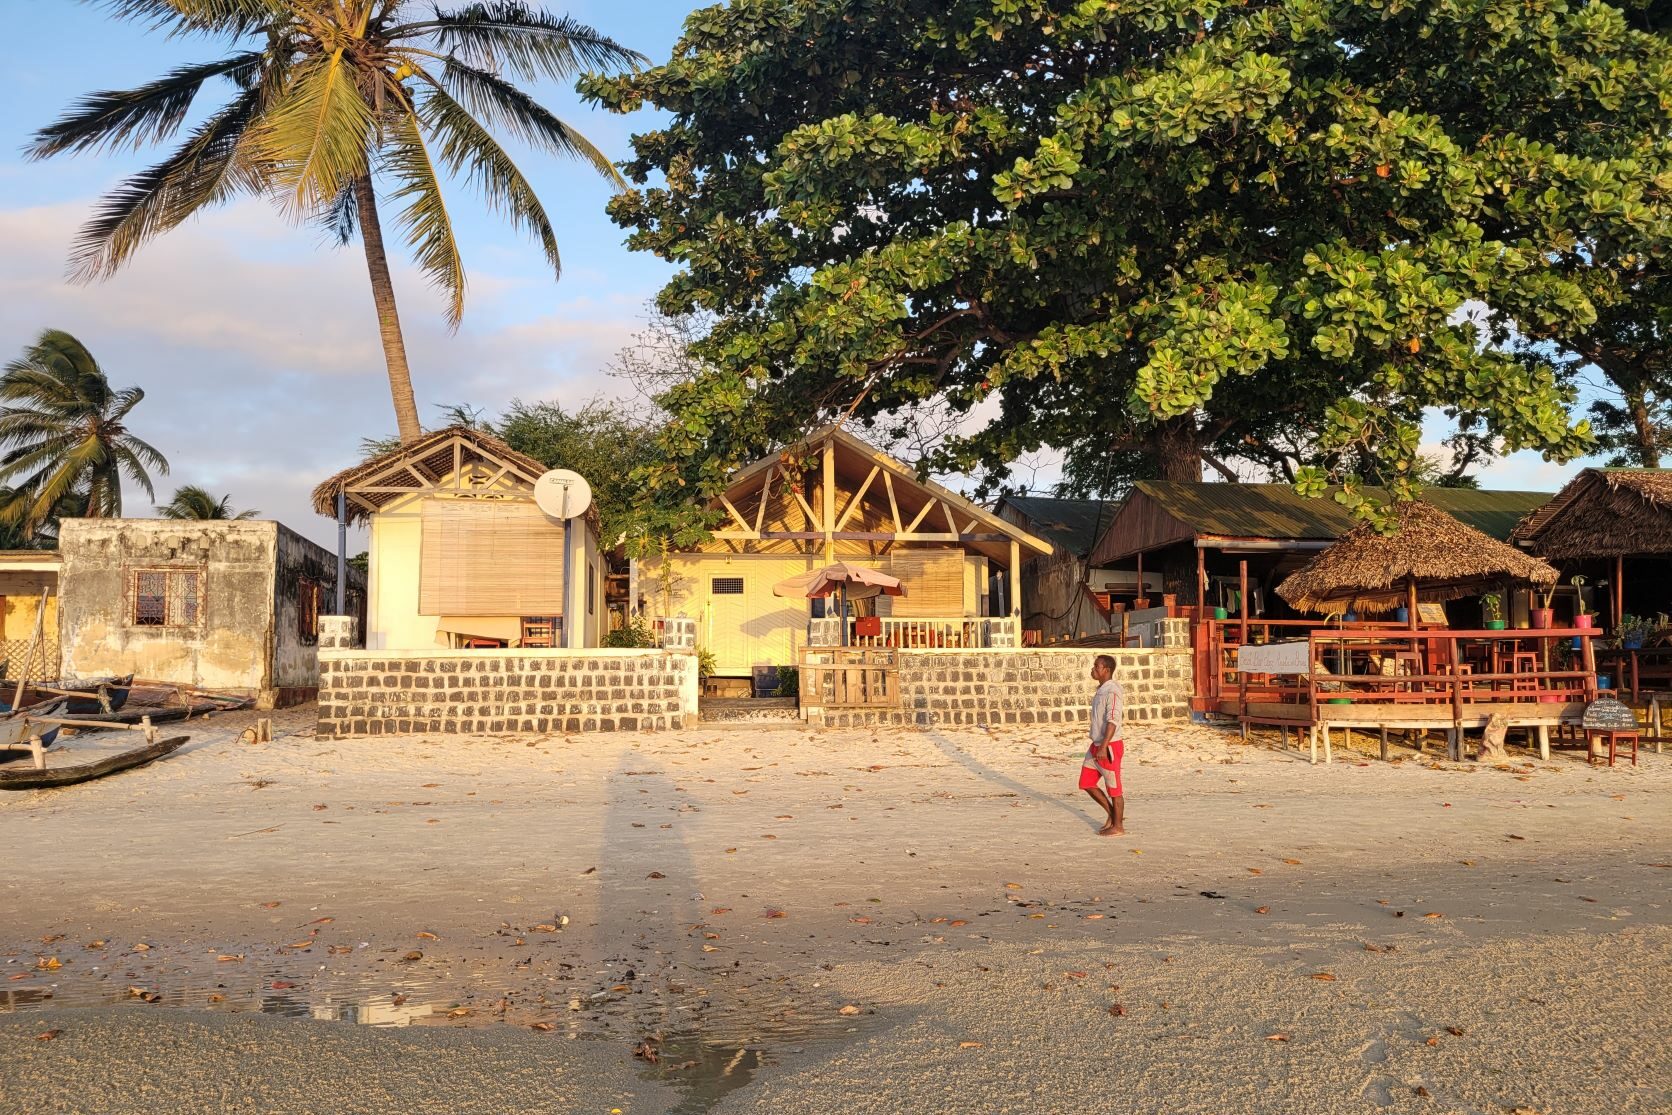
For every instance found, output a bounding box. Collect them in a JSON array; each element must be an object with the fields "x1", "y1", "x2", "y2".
[{"x1": 130, "y1": 568, "x2": 202, "y2": 628}]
